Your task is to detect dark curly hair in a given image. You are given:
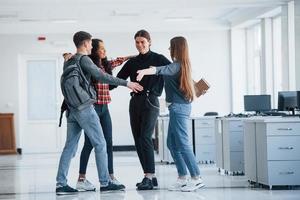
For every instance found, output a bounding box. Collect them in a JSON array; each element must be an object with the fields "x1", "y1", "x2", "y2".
[{"x1": 89, "y1": 39, "x2": 112, "y2": 75}]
